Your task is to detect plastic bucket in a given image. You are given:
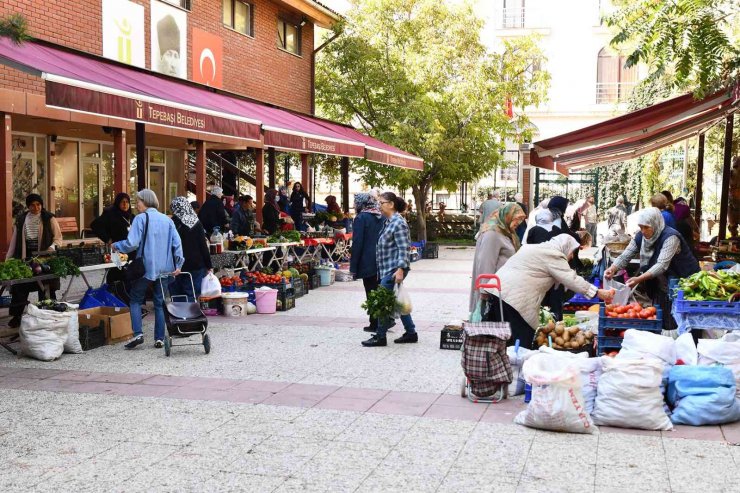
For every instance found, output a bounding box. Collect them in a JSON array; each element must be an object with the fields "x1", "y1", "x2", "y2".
[
  {"x1": 221, "y1": 292, "x2": 249, "y2": 317},
  {"x1": 254, "y1": 288, "x2": 278, "y2": 314},
  {"x1": 316, "y1": 267, "x2": 334, "y2": 286}
]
